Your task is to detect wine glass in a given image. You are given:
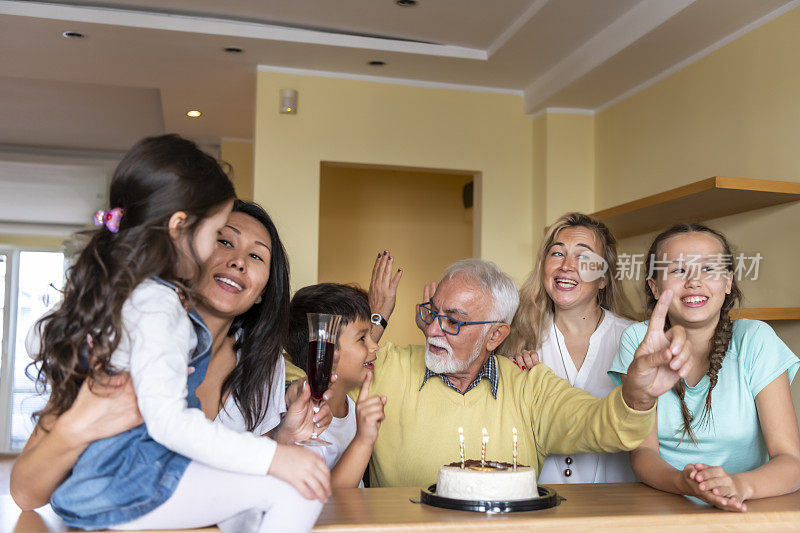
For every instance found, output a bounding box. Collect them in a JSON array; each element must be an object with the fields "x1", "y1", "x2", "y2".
[{"x1": 296, "y1": 313, "x2": 342, "y2": 447}]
